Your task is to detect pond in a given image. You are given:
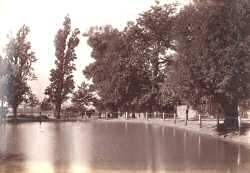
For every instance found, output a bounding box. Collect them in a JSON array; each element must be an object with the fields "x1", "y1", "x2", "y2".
[{"x1": 0, "y1": 121, "x2": 249, "y2": 173}]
